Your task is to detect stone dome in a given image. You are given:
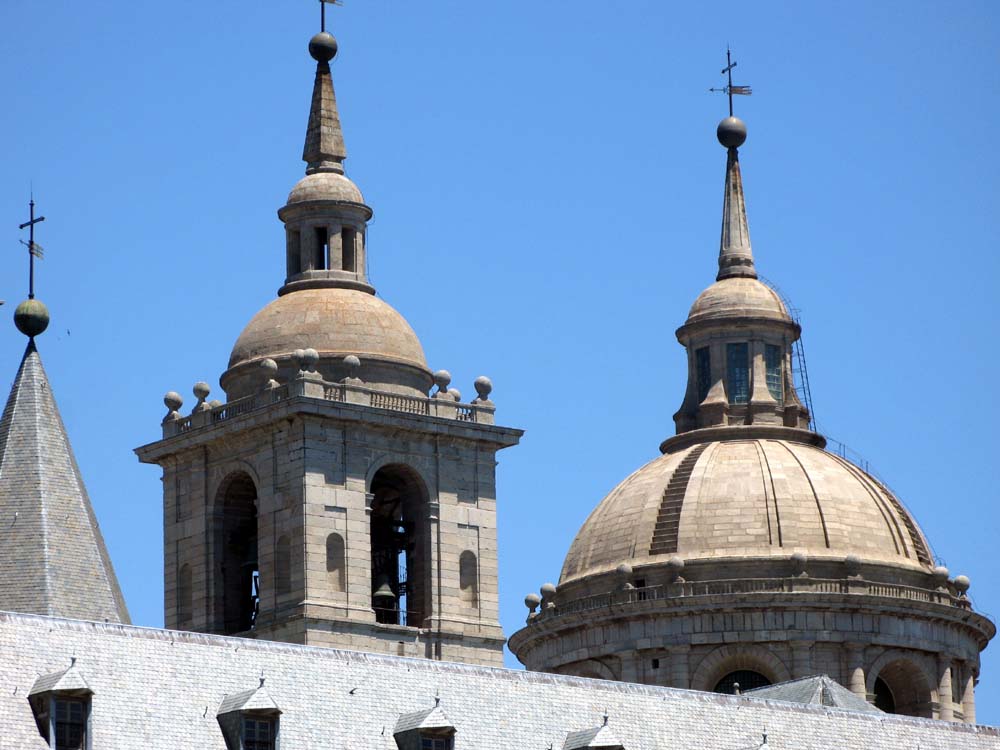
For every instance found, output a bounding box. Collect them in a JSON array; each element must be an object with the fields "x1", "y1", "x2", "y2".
[
  {"x1": 228, "y1": 288, "x2": 427, "y2": 371},
  {"x1": 287, "y1": 171, "x2": 365, "y2": 205},
  {"x1": 560, "y1": 437, "x2": 934, "y2": 584},
  {"x1": 685, "y1": 277, "x2": 790, "y2": 327}
]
